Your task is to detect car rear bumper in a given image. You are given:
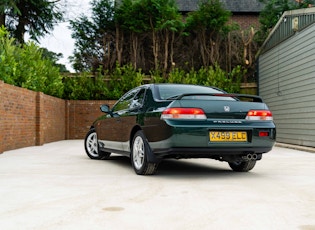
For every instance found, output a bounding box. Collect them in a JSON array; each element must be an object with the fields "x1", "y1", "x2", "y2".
[
  {"x1": 147, "y1": 122, "x2": 276, "y2": 160},
  {"x1": 152, "y1": 146, "x2": 273, "y2": 158}
]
